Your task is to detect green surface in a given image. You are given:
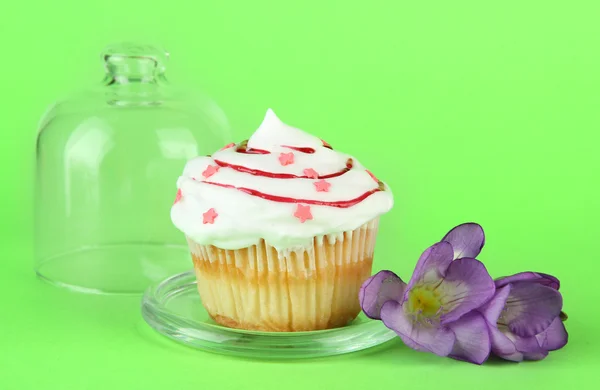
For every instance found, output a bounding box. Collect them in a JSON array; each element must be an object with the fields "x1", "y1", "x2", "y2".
[{"x1": 1, "y1": 0, "x2": 598, "y2": 388}]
